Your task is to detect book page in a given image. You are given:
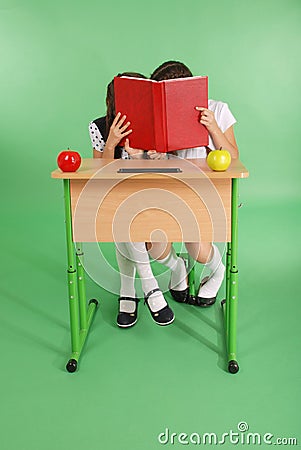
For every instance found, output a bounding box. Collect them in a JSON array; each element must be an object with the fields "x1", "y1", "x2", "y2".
[{"x1": 164, "y1": 76, "x2": 209, "y2": 152}]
